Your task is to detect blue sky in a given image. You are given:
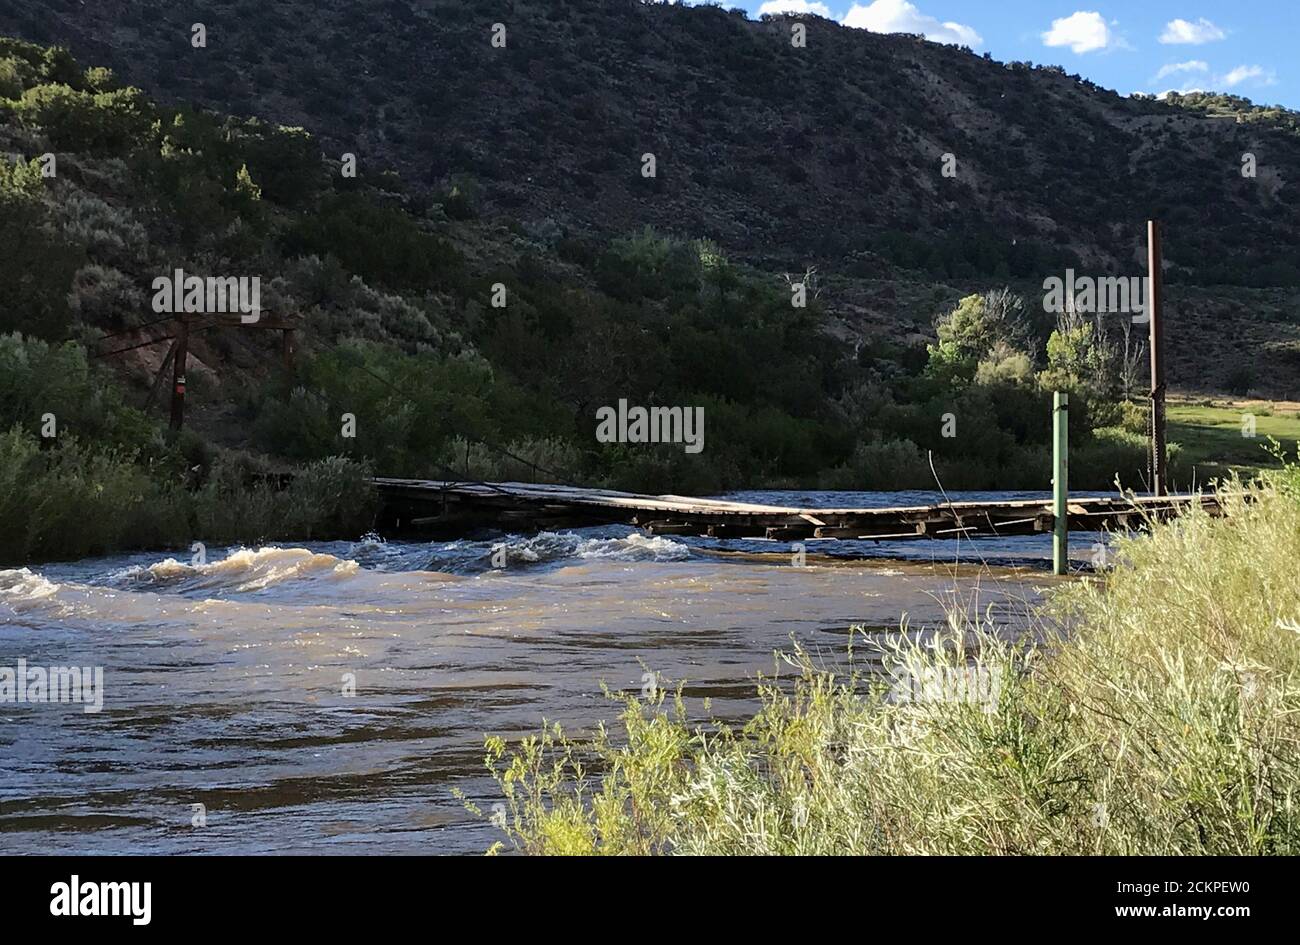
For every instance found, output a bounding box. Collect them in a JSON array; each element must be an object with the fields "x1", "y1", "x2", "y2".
[{"x1": 685, "y1": 1, "x2": 1299, "y2": 108}]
